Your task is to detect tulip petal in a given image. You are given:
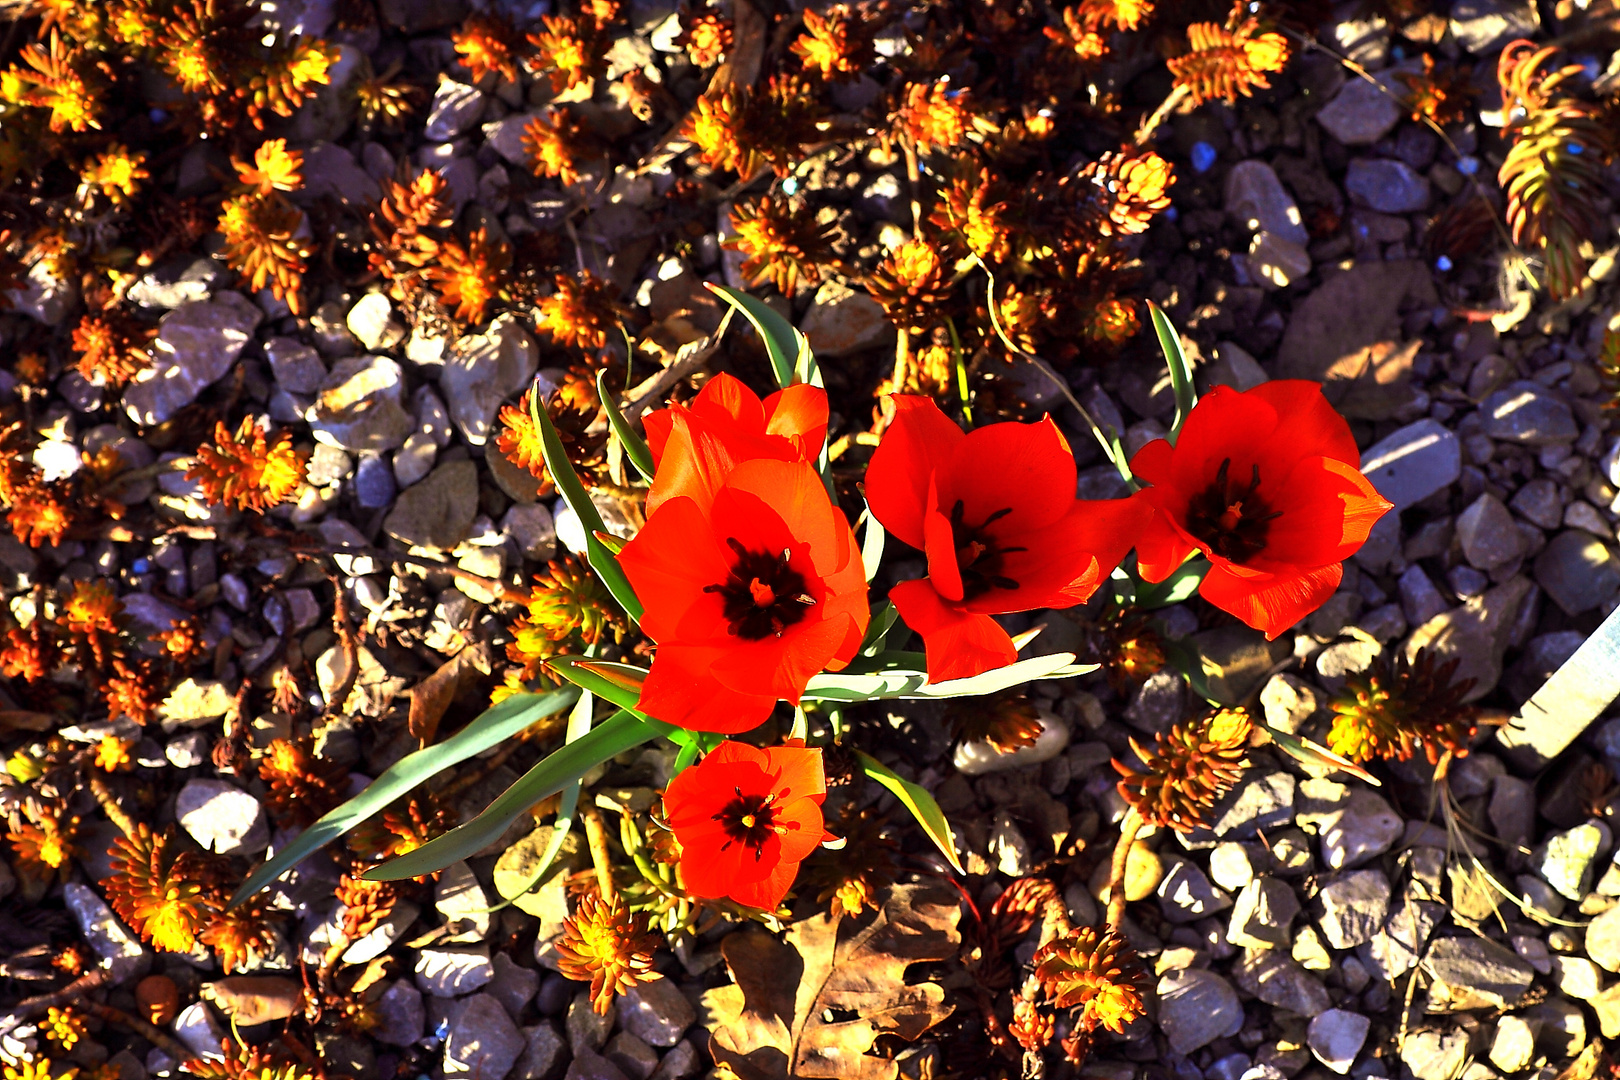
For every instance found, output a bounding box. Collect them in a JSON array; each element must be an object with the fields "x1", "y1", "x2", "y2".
[
  {"x1": 1133, "y1": 506, "x2": 1199, "y2": 583},
  {"x1": 865, "y1": 396, "x2": 964, "y2": 550},
  {"x1": 1249, "y1": 380, "x2": 1362, "y2": 468},
  {"x1": 1167, "y1": 383, "x2": 1280, "y2": 493},
  {"x1": 890, "y1": 578, "x2": 1017, "y2": 683},
  {"x1": 763, "y1": 745, "x2": 827, "y2": 803},
  {"x1": 924, "y1": 502, "x2": 965, "y2": 602},
  {"x1": 690, "y1": 371, "x2": 766, "y2": 430},
  {"x1": 1198, "y1": 560, "x2": 1343, "y2": 639},
  {"x1": 942, "y1": 415, "x2": 1076, "y2": 535},
  {"x1": 1129, "y1": 437, "x2": 1175, "y2": 486},
  {"x1": 709, "y1": 614, "x2": 852, "y2": 702},
  {"x1": 970, "y1": 495, "x2": 1154, "y2": 613},
  {"x1": 1261, "y1": 456, "x2": 1393, "y2": 566},
  {"x1": 763, "y1": 384, "x2": 830, "y2": 459},
  {"x1": 617, "y1": 496, "x2": 732, "y2": 644},
  {"x1": 638, "y1": 643, "x2": 778, "y2": 733}
]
